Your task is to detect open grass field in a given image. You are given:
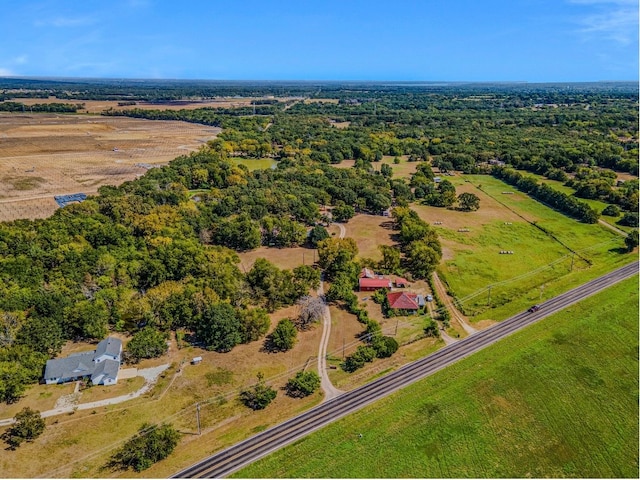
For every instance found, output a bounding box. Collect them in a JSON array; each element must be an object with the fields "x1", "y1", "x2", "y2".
[
  {"x1": 412, "y1": 174, "x2": 631, "y2": 321},
  {"x1": 334, "y1": 155, "x2": 419, "y2": 179},
  {"x1": 0, "y1": 113, "x2": 220, "y2": 222},
  {"x1": 235, "y1": 274, "x2": 639, "y2": 479},
  {"x1": 513, "y1": 168, "x2": 637, "y2": 232}
]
